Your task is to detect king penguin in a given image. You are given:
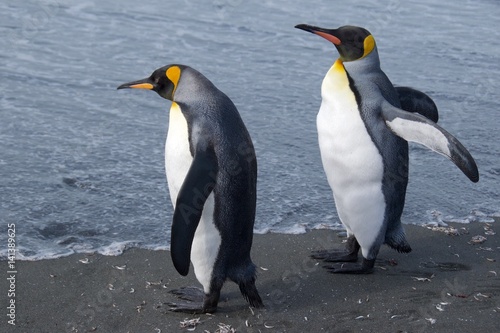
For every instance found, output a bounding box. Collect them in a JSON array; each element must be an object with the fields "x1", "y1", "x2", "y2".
[
  {"x1": 117, "y1": 65, "x2": 263, "y2": 312},
  {"x1": 295, "y1": 24, "x2": 479, "y2": 274}
]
